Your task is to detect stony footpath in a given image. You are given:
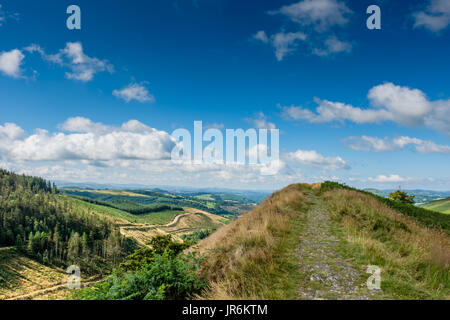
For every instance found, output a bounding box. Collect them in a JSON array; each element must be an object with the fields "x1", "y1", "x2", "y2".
[{"x1": 297, "y1": 193, "x2": 380, "y2": 300}]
